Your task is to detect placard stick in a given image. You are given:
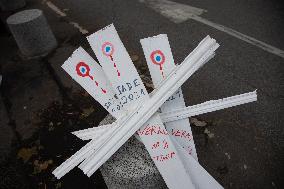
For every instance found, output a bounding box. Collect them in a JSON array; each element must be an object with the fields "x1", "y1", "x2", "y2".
[
  {"x1": 84, "y1": 24, "x2": 195, "y2": 189},
  {"x1": 141, "y1": 34, "x2": 198, "y2": 160}
]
